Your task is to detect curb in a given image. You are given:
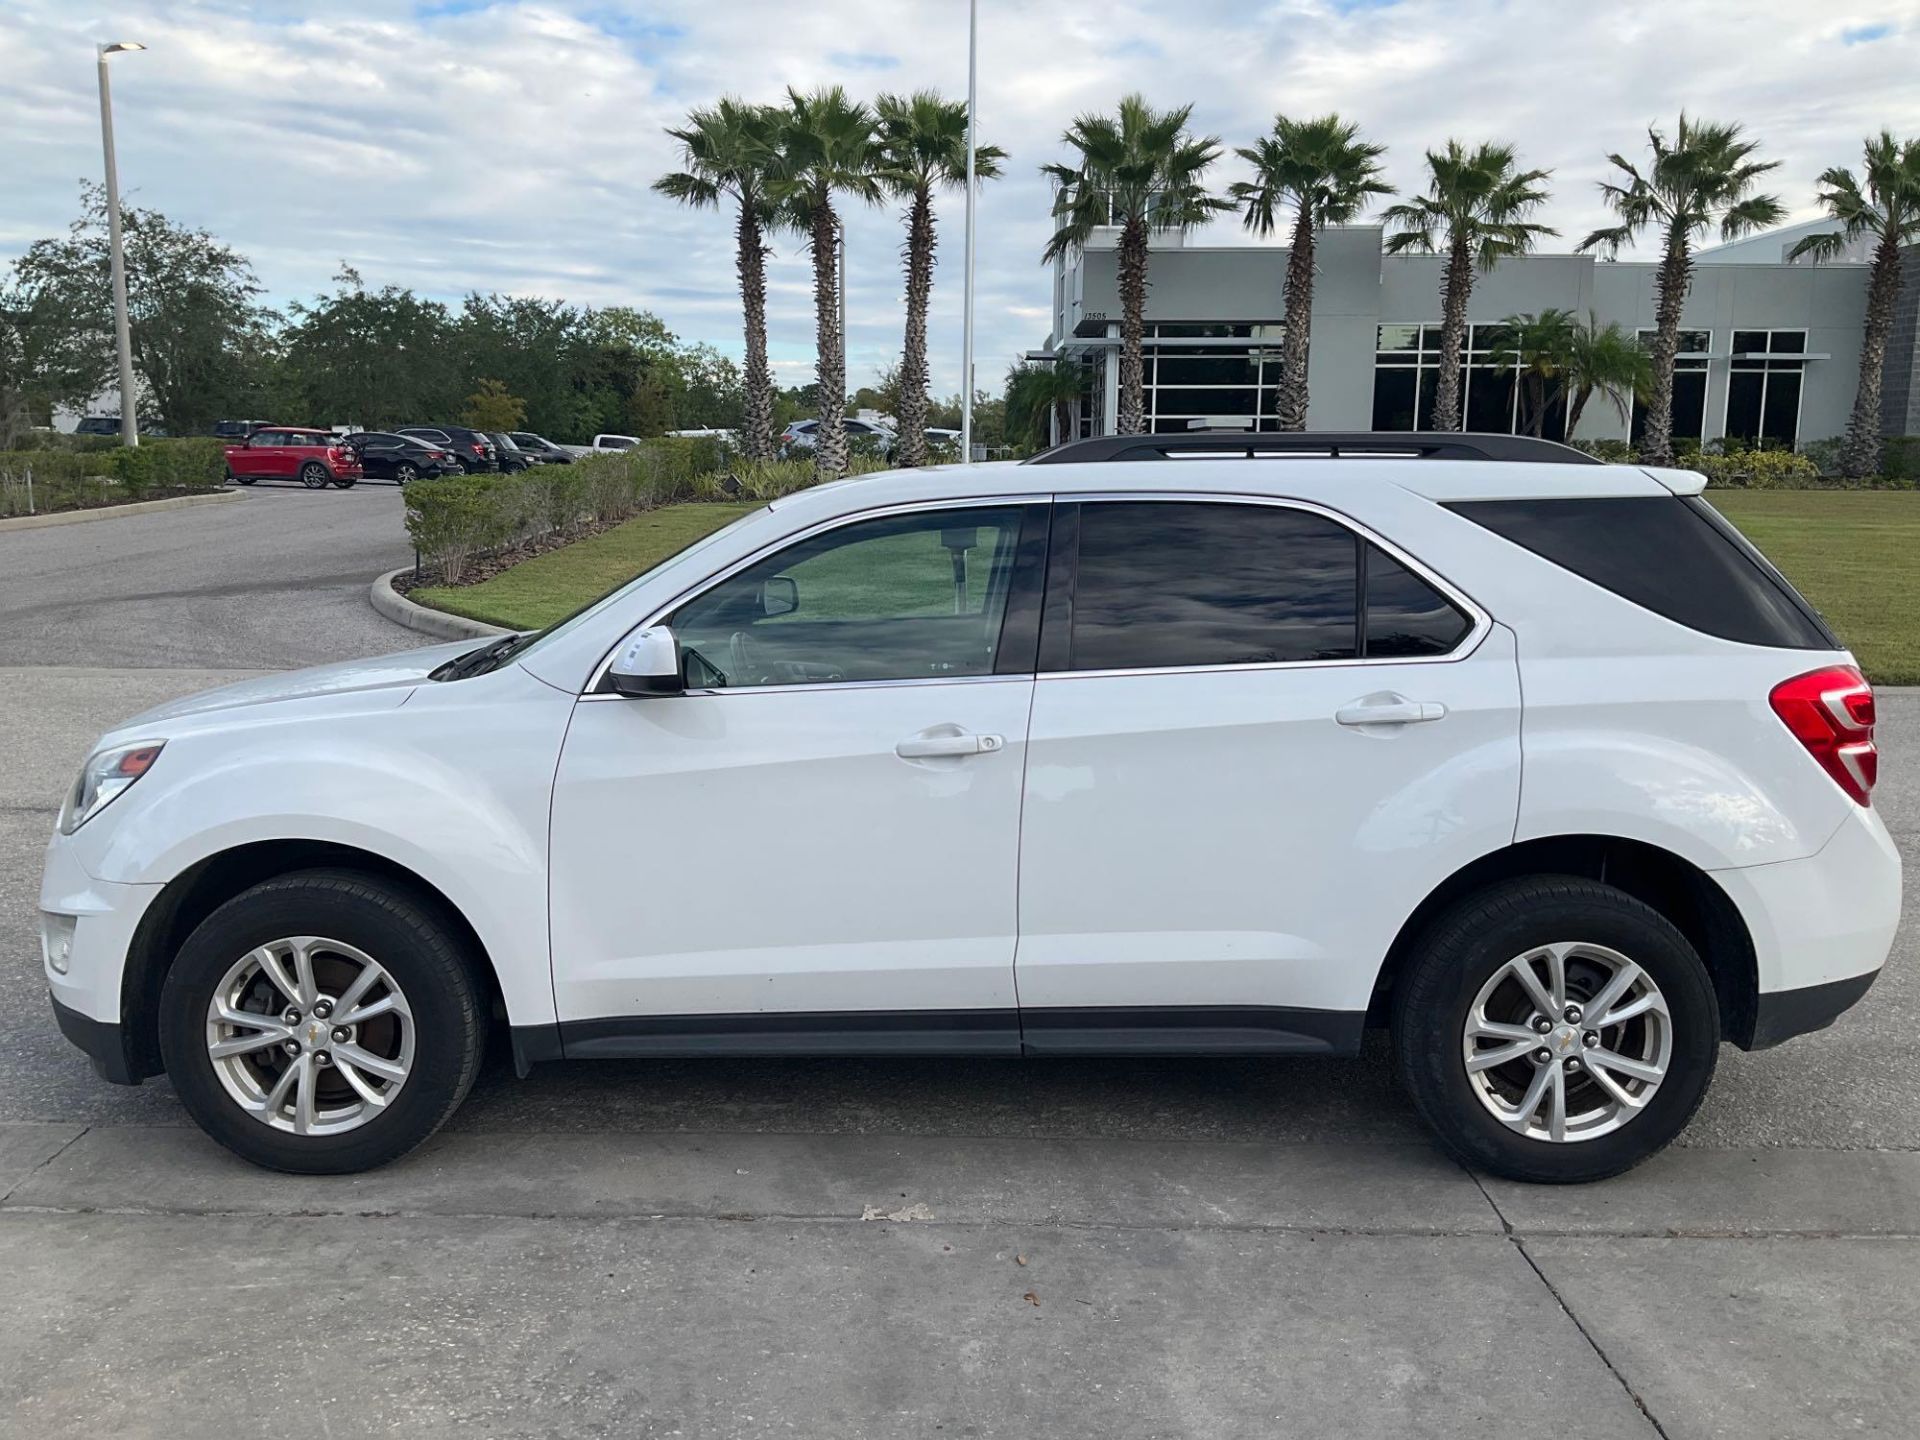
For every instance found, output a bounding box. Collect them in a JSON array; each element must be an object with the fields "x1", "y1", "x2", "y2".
[
  {"x1": 0, "y1": 487, "x2": 245, "y2": 534},
  {"x1": 370, "y1": 567, "x2": 511, "y2": 640}
]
